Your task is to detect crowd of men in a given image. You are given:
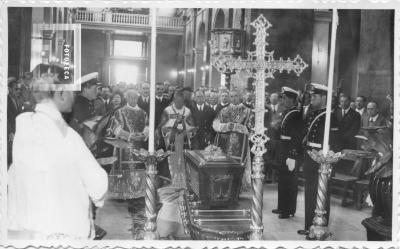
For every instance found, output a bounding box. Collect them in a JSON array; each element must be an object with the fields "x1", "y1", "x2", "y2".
[{"x1": 7, "y1": 70, "x2": 394, "y2": 240}]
